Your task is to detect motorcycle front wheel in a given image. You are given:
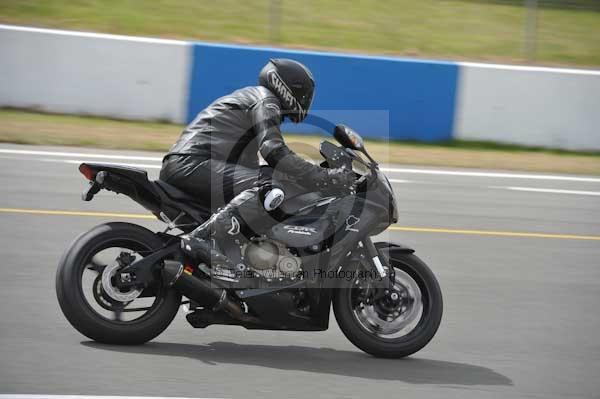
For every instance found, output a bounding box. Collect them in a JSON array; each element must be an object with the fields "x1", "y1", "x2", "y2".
[
  {"x1": 333, "y1": 252, "x2": 443, "y2": 358},
  {"x1": 56, "y1": 222, "x2": 181, "y2": 344}
]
